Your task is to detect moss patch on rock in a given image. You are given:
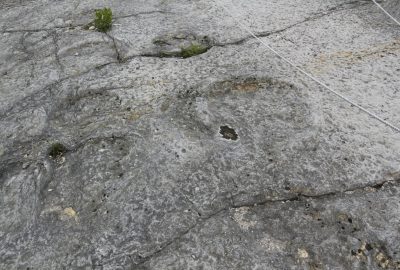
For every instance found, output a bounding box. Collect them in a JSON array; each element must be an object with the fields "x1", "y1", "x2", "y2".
[{"x1": 180, "y1": 44, "x2": 208, "y2": 58}]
